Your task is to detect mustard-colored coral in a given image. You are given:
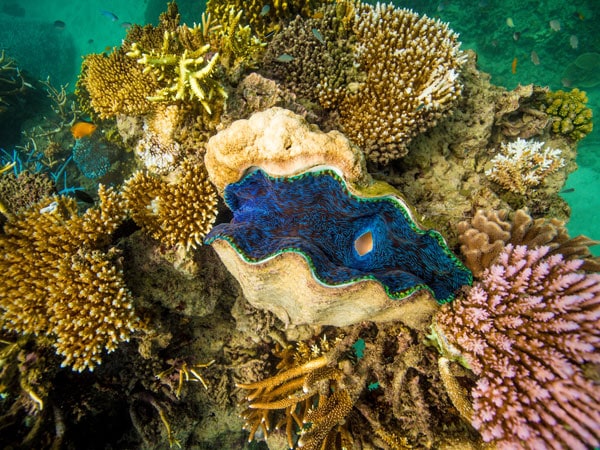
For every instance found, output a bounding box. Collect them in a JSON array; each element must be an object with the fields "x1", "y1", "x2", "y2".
[
  {"x1": 0, "y1": 186, "x2": 138, "y2": 372},
  {"x1": 545, "y1": 88, "x2": 593, "y2": 141},
  {"x1": 339, "y1": 3, "x2": 465, "y2": 163},
  {"x1": 123, "y1": 157, "x2": 218, "y2": 250},
  {"x1": 78, "y1": 49, "x2": 160, "y2": 119}
]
